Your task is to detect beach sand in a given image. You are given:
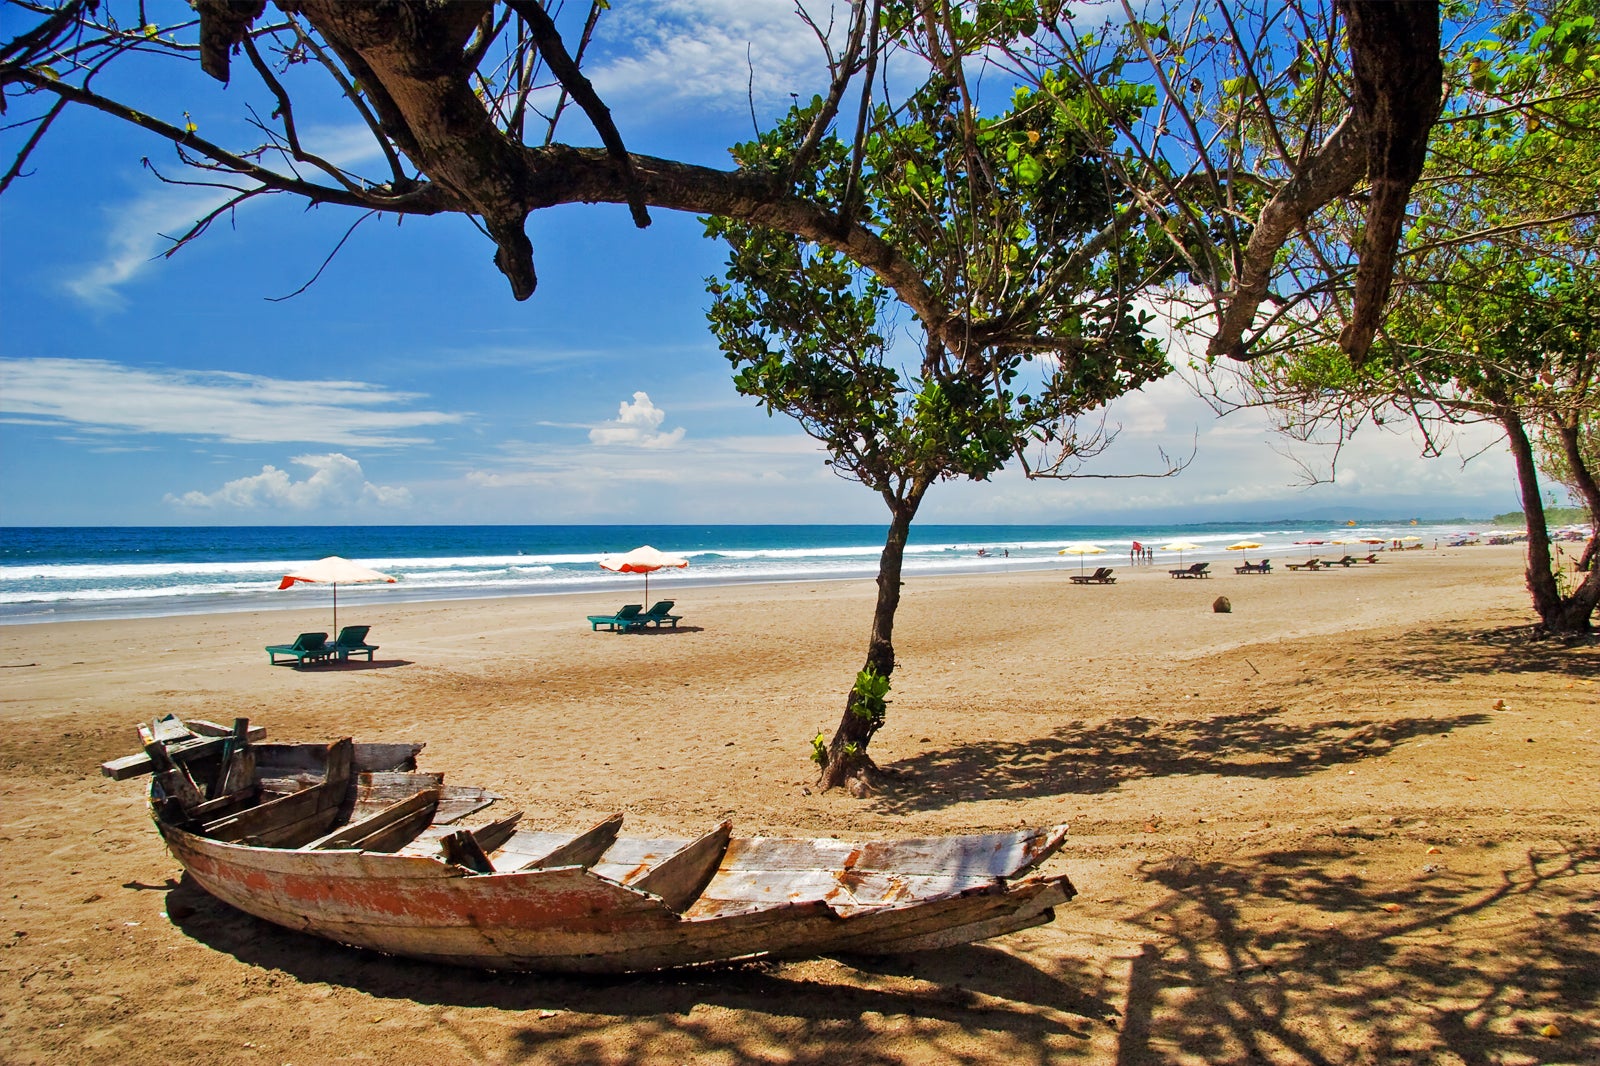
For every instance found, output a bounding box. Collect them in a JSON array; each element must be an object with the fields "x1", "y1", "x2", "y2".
[{"x1": 1, "y1": 545, "x2": 1595, "y2": 1064}]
